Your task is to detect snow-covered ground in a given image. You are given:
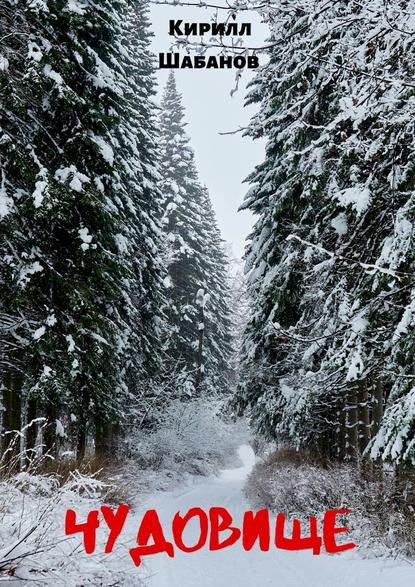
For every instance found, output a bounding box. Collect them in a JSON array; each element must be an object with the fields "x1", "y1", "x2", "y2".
[
  {"x1": 137, "y1": 445, "x2": 415, "y2": 587},
  {"x1": 2, "y1": 446, "x2": 414, "y2": 585}
]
